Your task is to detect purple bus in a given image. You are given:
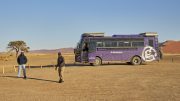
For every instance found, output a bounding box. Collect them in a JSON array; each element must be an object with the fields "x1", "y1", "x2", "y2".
[{"x1": 74, "y1": 32, "x2": 161, "y2": 65}]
